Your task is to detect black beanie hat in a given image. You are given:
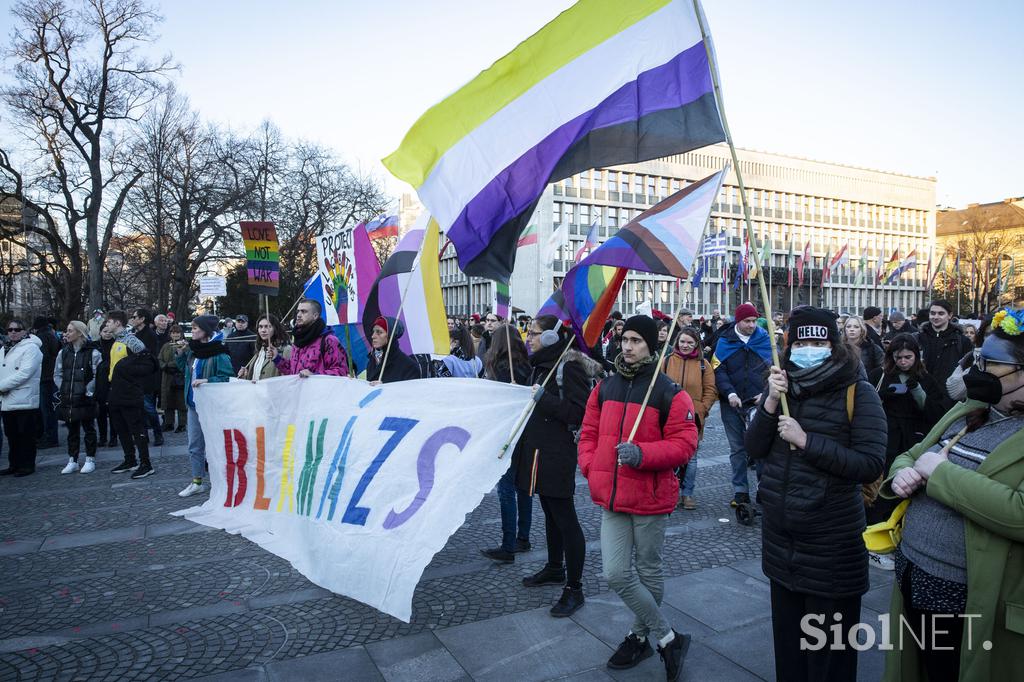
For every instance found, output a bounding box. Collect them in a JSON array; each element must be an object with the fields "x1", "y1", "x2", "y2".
[
  {"x1": 622, "y1": 315, "x2": 659, "y2": 355},
  {"x1": 787, "y1": 306, "x2": 840, "y2": 345},
  {"x1": 193, "y1": 315, "x2": 220, "y2": 338}
]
